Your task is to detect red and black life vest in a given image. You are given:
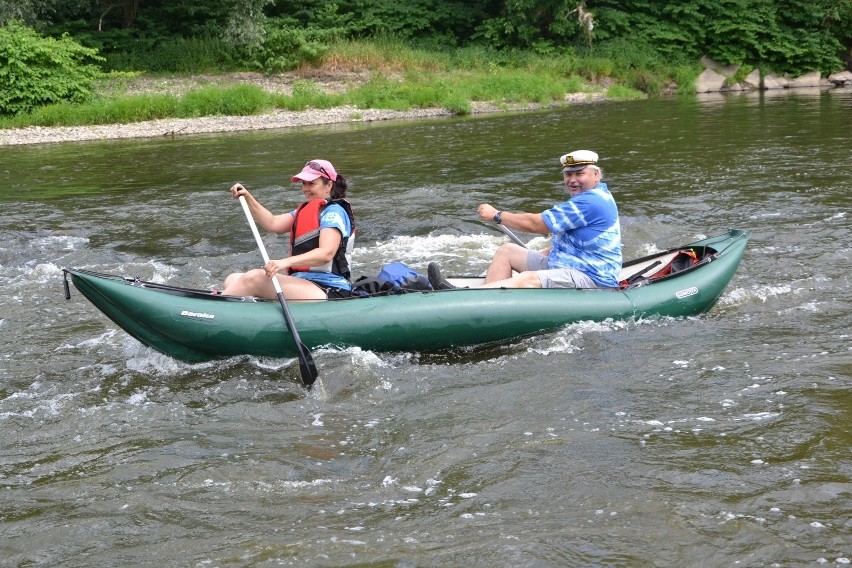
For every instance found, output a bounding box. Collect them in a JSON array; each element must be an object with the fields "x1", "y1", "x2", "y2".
[{"x1": 289, "y1": 198, "x2": 355, "y2": 280}]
